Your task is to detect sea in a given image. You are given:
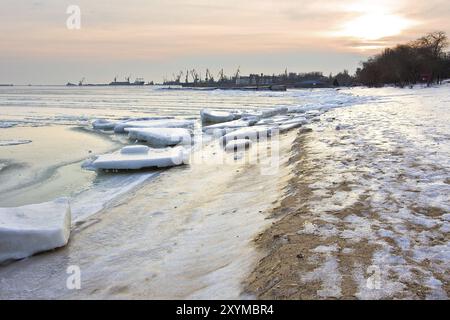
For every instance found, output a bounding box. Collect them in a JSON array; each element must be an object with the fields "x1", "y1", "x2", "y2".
[{"x1": 0, "y1": 85, "x2": 367, "y2": 218}]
